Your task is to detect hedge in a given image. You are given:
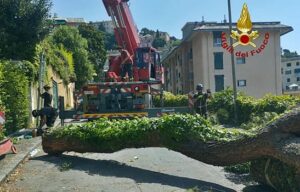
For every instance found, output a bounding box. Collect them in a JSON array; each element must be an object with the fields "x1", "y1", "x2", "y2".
[{"x1": 0, "y1": 60, "x2": 30, "y2": 133}]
